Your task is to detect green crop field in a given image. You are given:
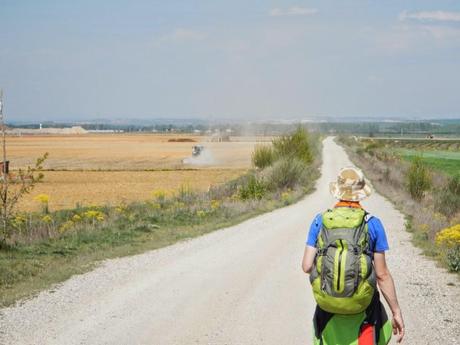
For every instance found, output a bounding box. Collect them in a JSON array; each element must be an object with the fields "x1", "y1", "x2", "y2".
[
  {"x1": 376, "y1": 138, "x2": 460, "y2": 151},
  {"x1": 366, "y1": 138, "x2": 460, "y2": 176},
  {"x1": 396, "y1": 149, "x2": 460, "y2": 176}
]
